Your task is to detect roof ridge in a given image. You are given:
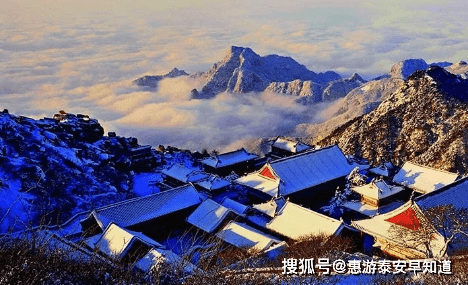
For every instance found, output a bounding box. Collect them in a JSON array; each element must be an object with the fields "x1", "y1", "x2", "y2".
[
  {"x1": 270, "y1": 144, "x2": 340, "y2": 165},
  {"x1": 366, "y1": 200, "x2": 414, "y2": 220},
  {"x1": 95, "y1": 184, "x2": 192, "y2": 212},
  {"x1": 213, "y1": 147, "x2": 251, "y2": 157},
  {"x1": 258, "y1": 163, "x2": 280, "y2": 181},
  {"x1": 279, "y1": 202, "x2": 342, "y2": 223},
  {"x1": 200, "y1": 148, "x2": 257, "y2": 168},
  {"x1": 97, "y1": 222, "x2": 161, "y2": 251},
  {"x1": 402, "y1": 161, "x2": 458, "y2": 176},
  {"x1": 415, "y1": 175, "x2": 468, "y2": 202}
]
